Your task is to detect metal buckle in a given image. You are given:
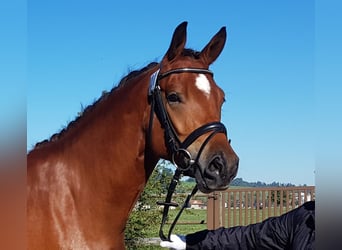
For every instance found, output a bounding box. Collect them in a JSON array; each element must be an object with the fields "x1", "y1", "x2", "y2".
[{"x1": 172, "y1": 148, "x2": 194, "y2": 172}]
